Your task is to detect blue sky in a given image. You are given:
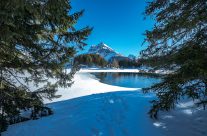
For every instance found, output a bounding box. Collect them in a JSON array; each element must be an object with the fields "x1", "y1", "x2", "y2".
[{"x1": 71, "y1": 0, "x2": 154, "y2": 56}]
